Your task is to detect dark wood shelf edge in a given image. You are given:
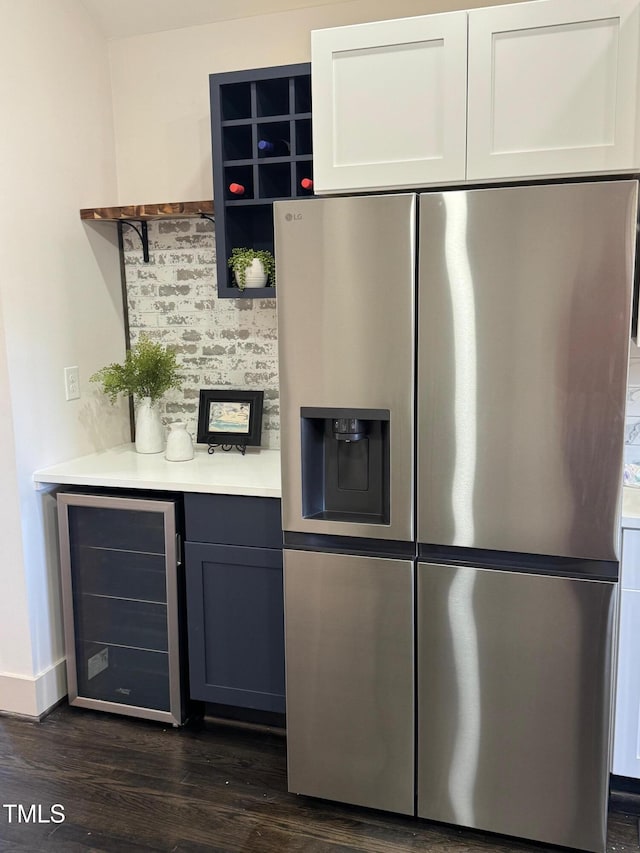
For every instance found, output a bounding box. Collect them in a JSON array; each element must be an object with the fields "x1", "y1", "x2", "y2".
[{"x1": 80, "y1": 200, "x2": 214, "y2": 221}]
